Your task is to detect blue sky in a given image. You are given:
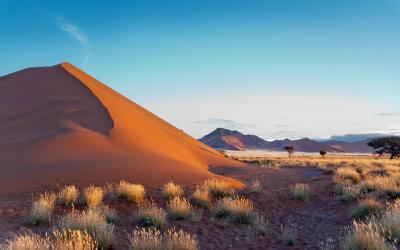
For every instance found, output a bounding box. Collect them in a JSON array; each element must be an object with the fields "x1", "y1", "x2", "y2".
[{"x1": 1, "y1": 0, "x2": 399, "y2": 139}]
